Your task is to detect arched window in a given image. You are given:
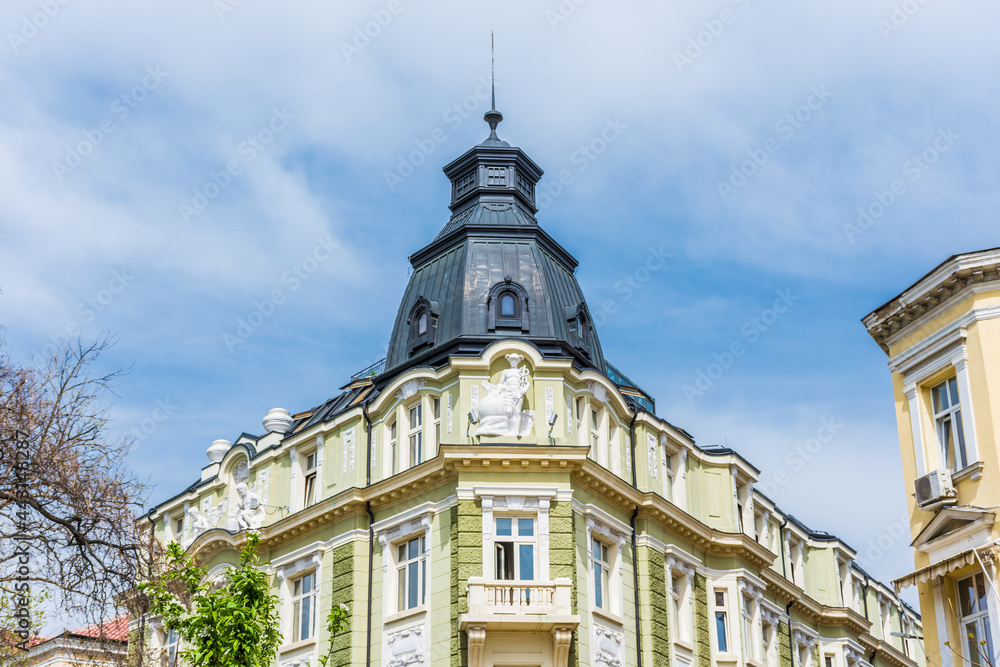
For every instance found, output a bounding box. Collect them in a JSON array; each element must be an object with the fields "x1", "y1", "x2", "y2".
[
  {"x1": 407, "y1": 297, "x2": 439, "y2": 357},
  {"x1": 487, "y1": 279, "x2": 530, "y2": 333}
]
